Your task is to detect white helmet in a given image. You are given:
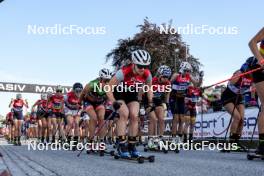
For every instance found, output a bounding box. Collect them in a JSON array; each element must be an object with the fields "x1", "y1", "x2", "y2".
[
  {"x1": 99, "y1": 68, "x2": 112, "y2": 79},
  {"x1": 56, "y1": 85, "x2": 63, "y2": 92},
  {"x1": 157, "y1": 65, "x2": 172, "y2": 77},
  {"x1": 179, "y1": 62, "x2": 192, "y2": 73},
  {"x1": 16, "y1": 93, "x2": 22, "y2": 99},
  {"x1": 47, "y1": 91, "x2": 53, "y2": 98},
  {"x1": 41, "y1": 94, "x2": 47, "y2": 100},
  {"x1": 131, "y1": 49, "x2": 151, "y2": 66}
]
